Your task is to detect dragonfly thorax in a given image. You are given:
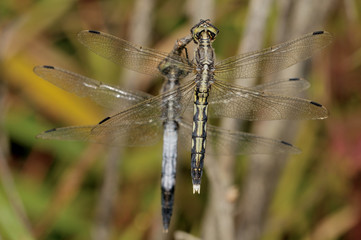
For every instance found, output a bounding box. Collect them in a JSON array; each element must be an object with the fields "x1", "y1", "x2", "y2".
[
  {"x1": 194, "y1": 44, "x2": 215, "y2": 88},
  {"x1": 158, "y1": 57, "x2": 190, "y2": 80}
]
